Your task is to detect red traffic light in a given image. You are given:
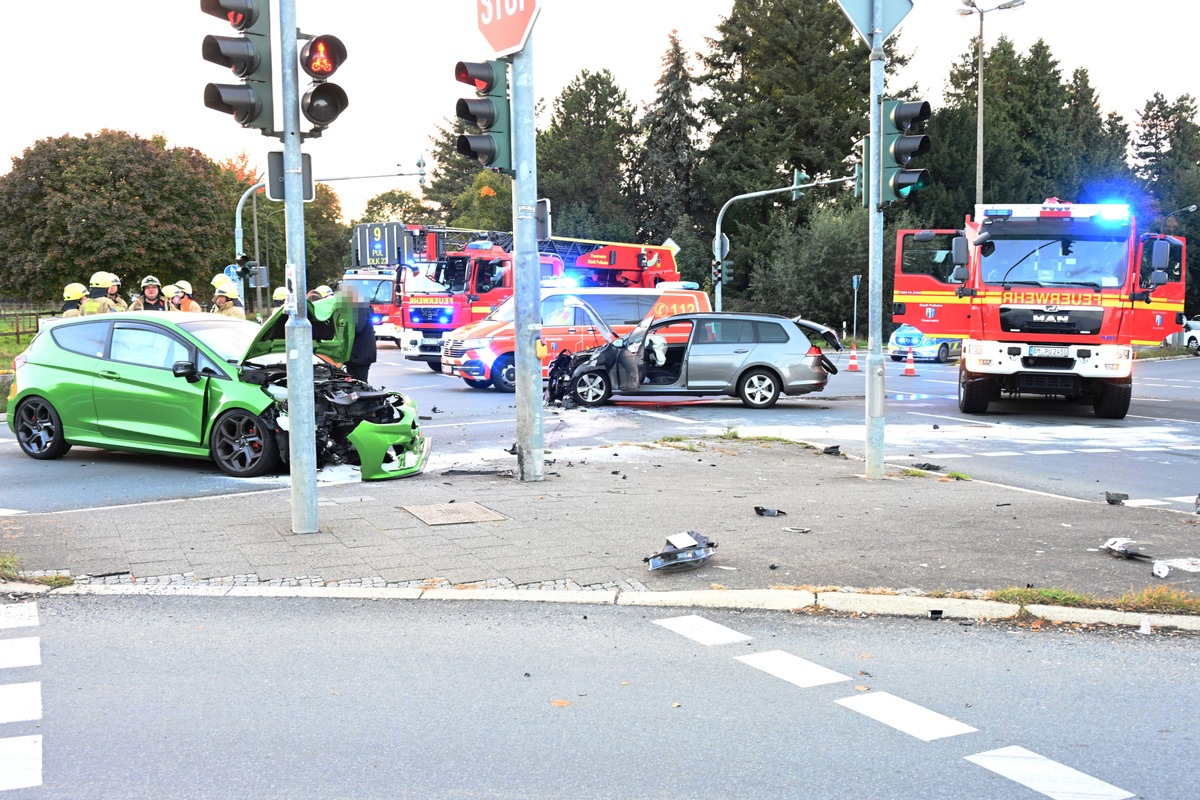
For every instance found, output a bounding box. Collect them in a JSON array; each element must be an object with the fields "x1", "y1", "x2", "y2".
[
  {"x1": 455, "y1": 61, "x2": 503, "y2": 93},
  {"x1": 200, "y1": 0, "x2": 260, "y2": 32},
  {"x1": 301, "y1": 35, "x2": 347, "y2": 80}
]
